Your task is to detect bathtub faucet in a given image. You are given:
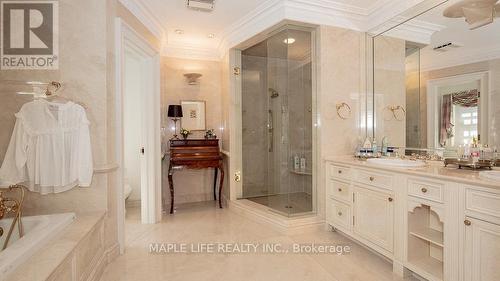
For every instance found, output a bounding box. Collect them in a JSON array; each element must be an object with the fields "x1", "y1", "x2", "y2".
[{"x1": 0, "y1": 185, "x2": 26, "y2": 249}]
